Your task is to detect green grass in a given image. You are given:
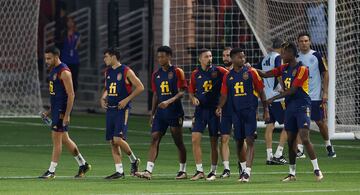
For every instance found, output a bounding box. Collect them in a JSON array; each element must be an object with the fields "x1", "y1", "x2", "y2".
[{"x1": 0, "y1": 114, "x2": 360, "y2": 195}]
